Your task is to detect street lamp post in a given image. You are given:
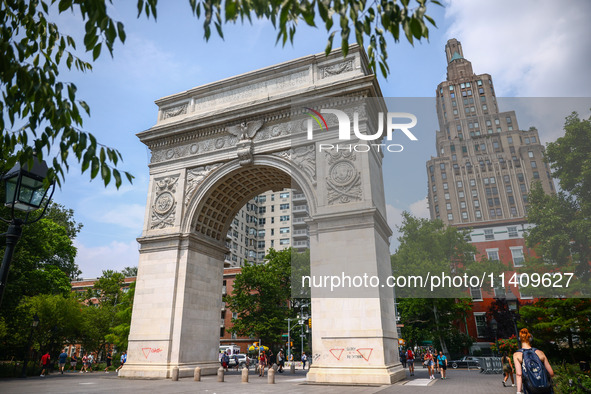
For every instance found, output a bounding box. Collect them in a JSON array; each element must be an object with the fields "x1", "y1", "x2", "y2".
[
  {"x1": 506, "y1": 293, "x2": 519, "y2": 337},
  {"x1": 20, "y1": 313, "x2": 39, "y2": 378},
  {"x1": 0, "y1": 158, "x2": 54, "y2": 307},
  {"x1": 490, "y1": 318, "x2": 498, "y2": 356}
]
